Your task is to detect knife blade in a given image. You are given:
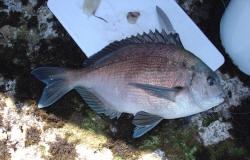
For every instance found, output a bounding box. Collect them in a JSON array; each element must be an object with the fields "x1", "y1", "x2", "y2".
[{"x1": 156, "y1": 5, "x2": 176, "y2": 34}]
